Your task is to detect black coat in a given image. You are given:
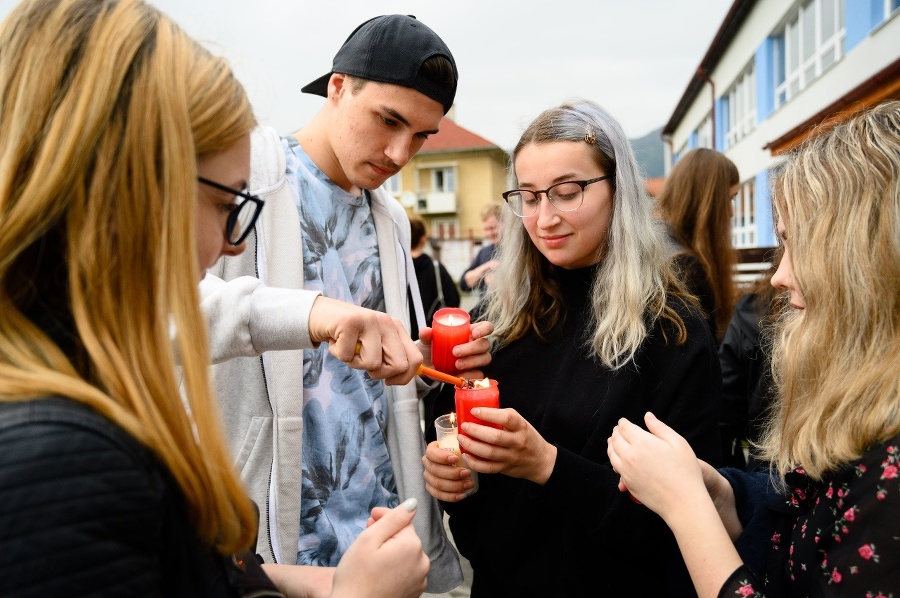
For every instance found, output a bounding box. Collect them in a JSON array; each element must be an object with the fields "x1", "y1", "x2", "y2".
[{"x1": 0, "y1": 397, "x2": 280, "y2": 597}]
